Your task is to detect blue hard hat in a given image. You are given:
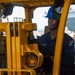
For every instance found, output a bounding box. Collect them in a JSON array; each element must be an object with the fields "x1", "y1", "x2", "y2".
[
  {"x1": 46, "y1": 6, "x2": 54, "y2": 19},
  {"x1": 46, "y1": 6, "x2": 62, "y2": 20}
]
